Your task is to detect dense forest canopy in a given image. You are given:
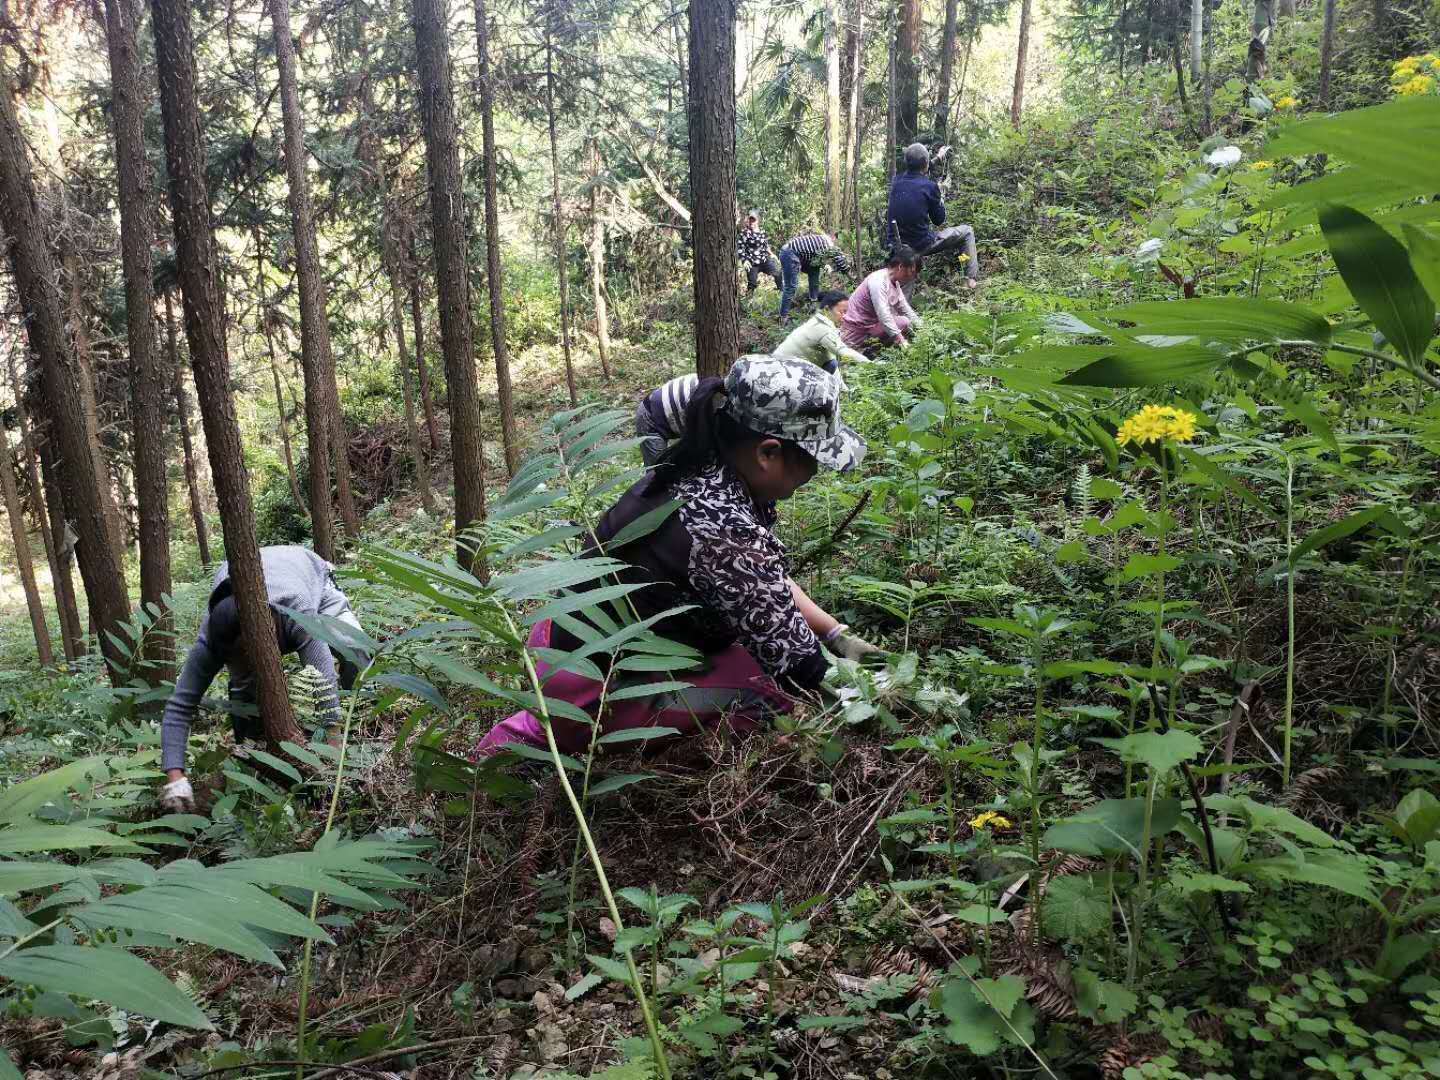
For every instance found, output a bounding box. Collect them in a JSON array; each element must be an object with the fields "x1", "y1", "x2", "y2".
[{"x1": 1, "y1": 0, "x2": 1439, "y2": 1076}]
